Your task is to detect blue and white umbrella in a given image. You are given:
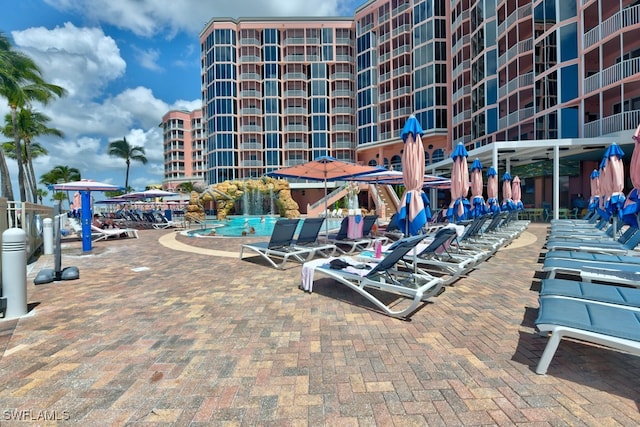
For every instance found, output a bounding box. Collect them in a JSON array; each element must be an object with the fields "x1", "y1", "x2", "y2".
[
  {"x1": 396, "y1": 115, "x2": 431, "y2": 235},
  {"x1": 447, "y1": 143, "x2": 470, "y2": 223},
  {"x1": 469, "y1": 158, "x2": 487, "y2": 218},
  {"x1": 501, "y1": 172, "x2": 516, "y2": 211},
  {"x1": 587, "y1": 169, "x2": 600, "y2": 213},
  {"x1": 486, "y1": 167, "x2": 500, "y2": 213}
]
